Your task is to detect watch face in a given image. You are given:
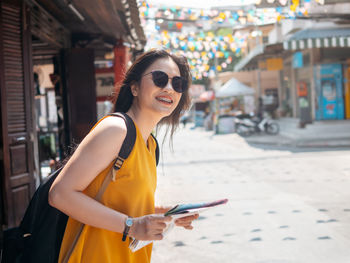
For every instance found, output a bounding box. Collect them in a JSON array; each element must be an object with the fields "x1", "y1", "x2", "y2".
[{"x1": 126, "y1": 218, "x2": 133, "y2": 227}]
